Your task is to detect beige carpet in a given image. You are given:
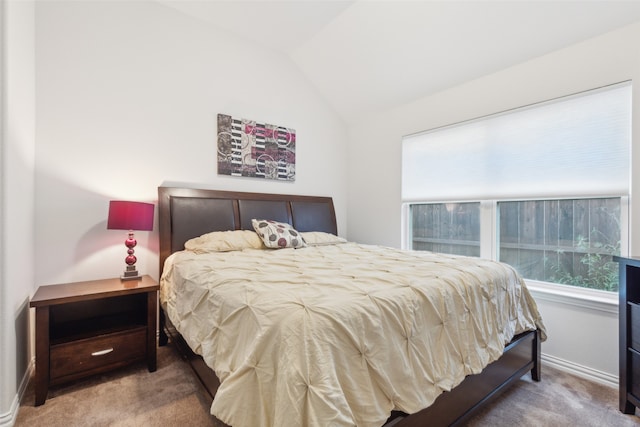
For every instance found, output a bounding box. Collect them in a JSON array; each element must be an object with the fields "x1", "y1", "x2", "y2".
[{"x1": 15, "y1": 342, "x2": 640, "y2": 426}]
